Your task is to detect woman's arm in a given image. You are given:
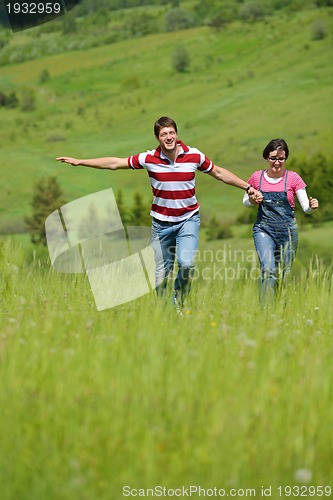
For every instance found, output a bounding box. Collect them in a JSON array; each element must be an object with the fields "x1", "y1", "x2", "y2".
[
  {"x1": 296, "y1": 188, "x2": 319, "y2": 213},
  {"x1": 243, "y1": 192, "x2": 257, "y2": 208}
]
